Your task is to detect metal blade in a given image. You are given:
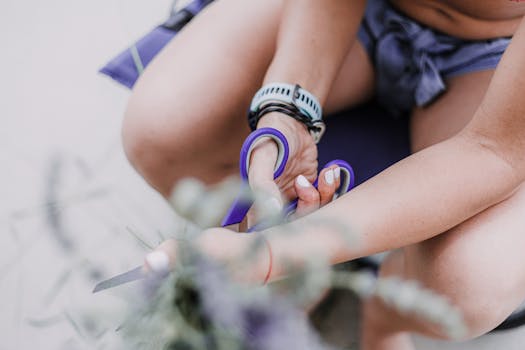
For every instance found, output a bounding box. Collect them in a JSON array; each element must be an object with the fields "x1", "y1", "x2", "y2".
[{"x1": 92, "y1": 266, "x2": 144, "y2": 293}]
